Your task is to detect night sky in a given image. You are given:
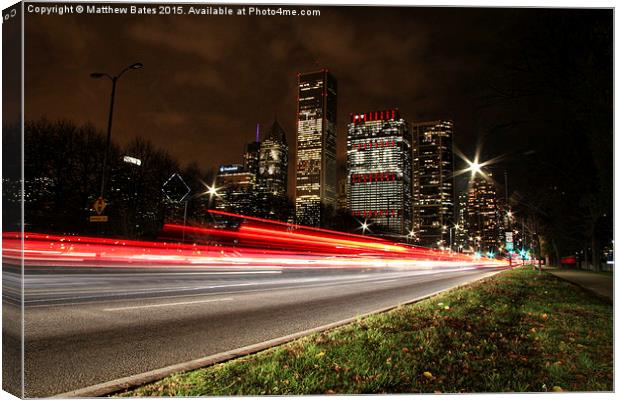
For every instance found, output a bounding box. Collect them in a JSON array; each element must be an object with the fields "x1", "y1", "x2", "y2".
[{"x1": 23, "y1": 5, "x2": 612, "y2": 196}]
